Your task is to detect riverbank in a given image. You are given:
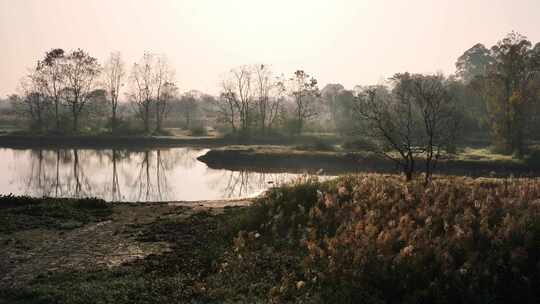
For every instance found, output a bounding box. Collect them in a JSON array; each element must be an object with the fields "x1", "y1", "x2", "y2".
[
  {"x1": 197, "y1": 145, "x2": 540, "y2": 177},
  {"x1": 0, "y1": 133, "x2": 340, "y2": 149},
  {"x1": 0, "y1": 196, "x2": 252, "y2": 303},
  {"x1": 3, "y1": 133, "x2": 539, "y2": 178},
  {"x1": 1, "y1": 174, "x2": 540, "y2": 303}
]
